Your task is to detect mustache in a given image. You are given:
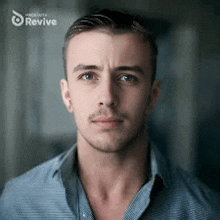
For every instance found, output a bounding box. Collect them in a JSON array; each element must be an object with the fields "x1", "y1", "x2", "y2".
[{"x1": 88, "y1": 109, "x2": 128, "y2": 121}]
